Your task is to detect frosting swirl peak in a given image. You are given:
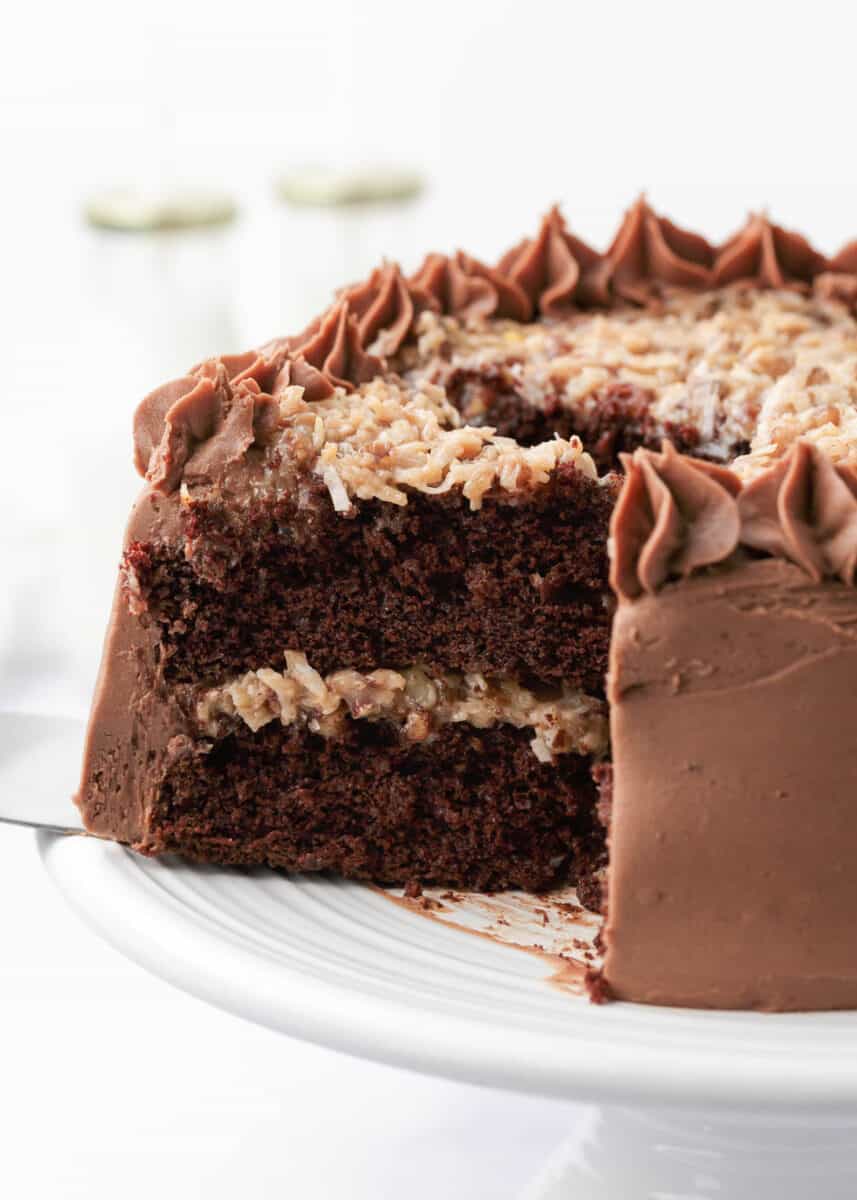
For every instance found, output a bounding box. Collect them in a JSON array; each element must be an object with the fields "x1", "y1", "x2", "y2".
[
  {"x1": 496, "y1": 205, "x2": 611, "y2": 316},
  {"x1": 738, "y1": 441, "x2": 857, "y2": 584},
  {"x1": 606, "y1": 197, "x2": 716, "y2": 303},
  {"x1": 408, "y1": 249, "x2": 531, "y2": 322},
  {"x1": 713, "y1": 214, "x2": 828, "y2": 289},
  {"x1": 610, "y1": 442, "x2": 741, "y2": 600},
  {"x1": 611, "y1": 441, "x2": 857, "y2": 599}
]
